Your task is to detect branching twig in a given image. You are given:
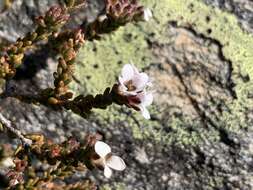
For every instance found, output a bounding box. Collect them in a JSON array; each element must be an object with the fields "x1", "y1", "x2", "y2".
[{"x1": 0, "y1": 113, "x2": 32, "y2": 145}]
